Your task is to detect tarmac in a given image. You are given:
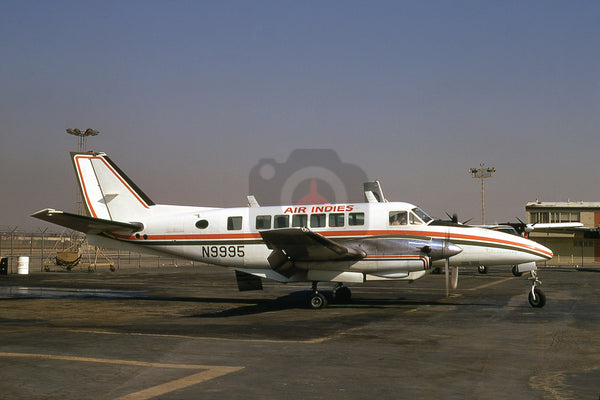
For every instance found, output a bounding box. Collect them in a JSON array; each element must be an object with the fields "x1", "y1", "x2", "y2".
[{"x1": 0, "y1": 264, "x2": 598, "y2": 399}]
